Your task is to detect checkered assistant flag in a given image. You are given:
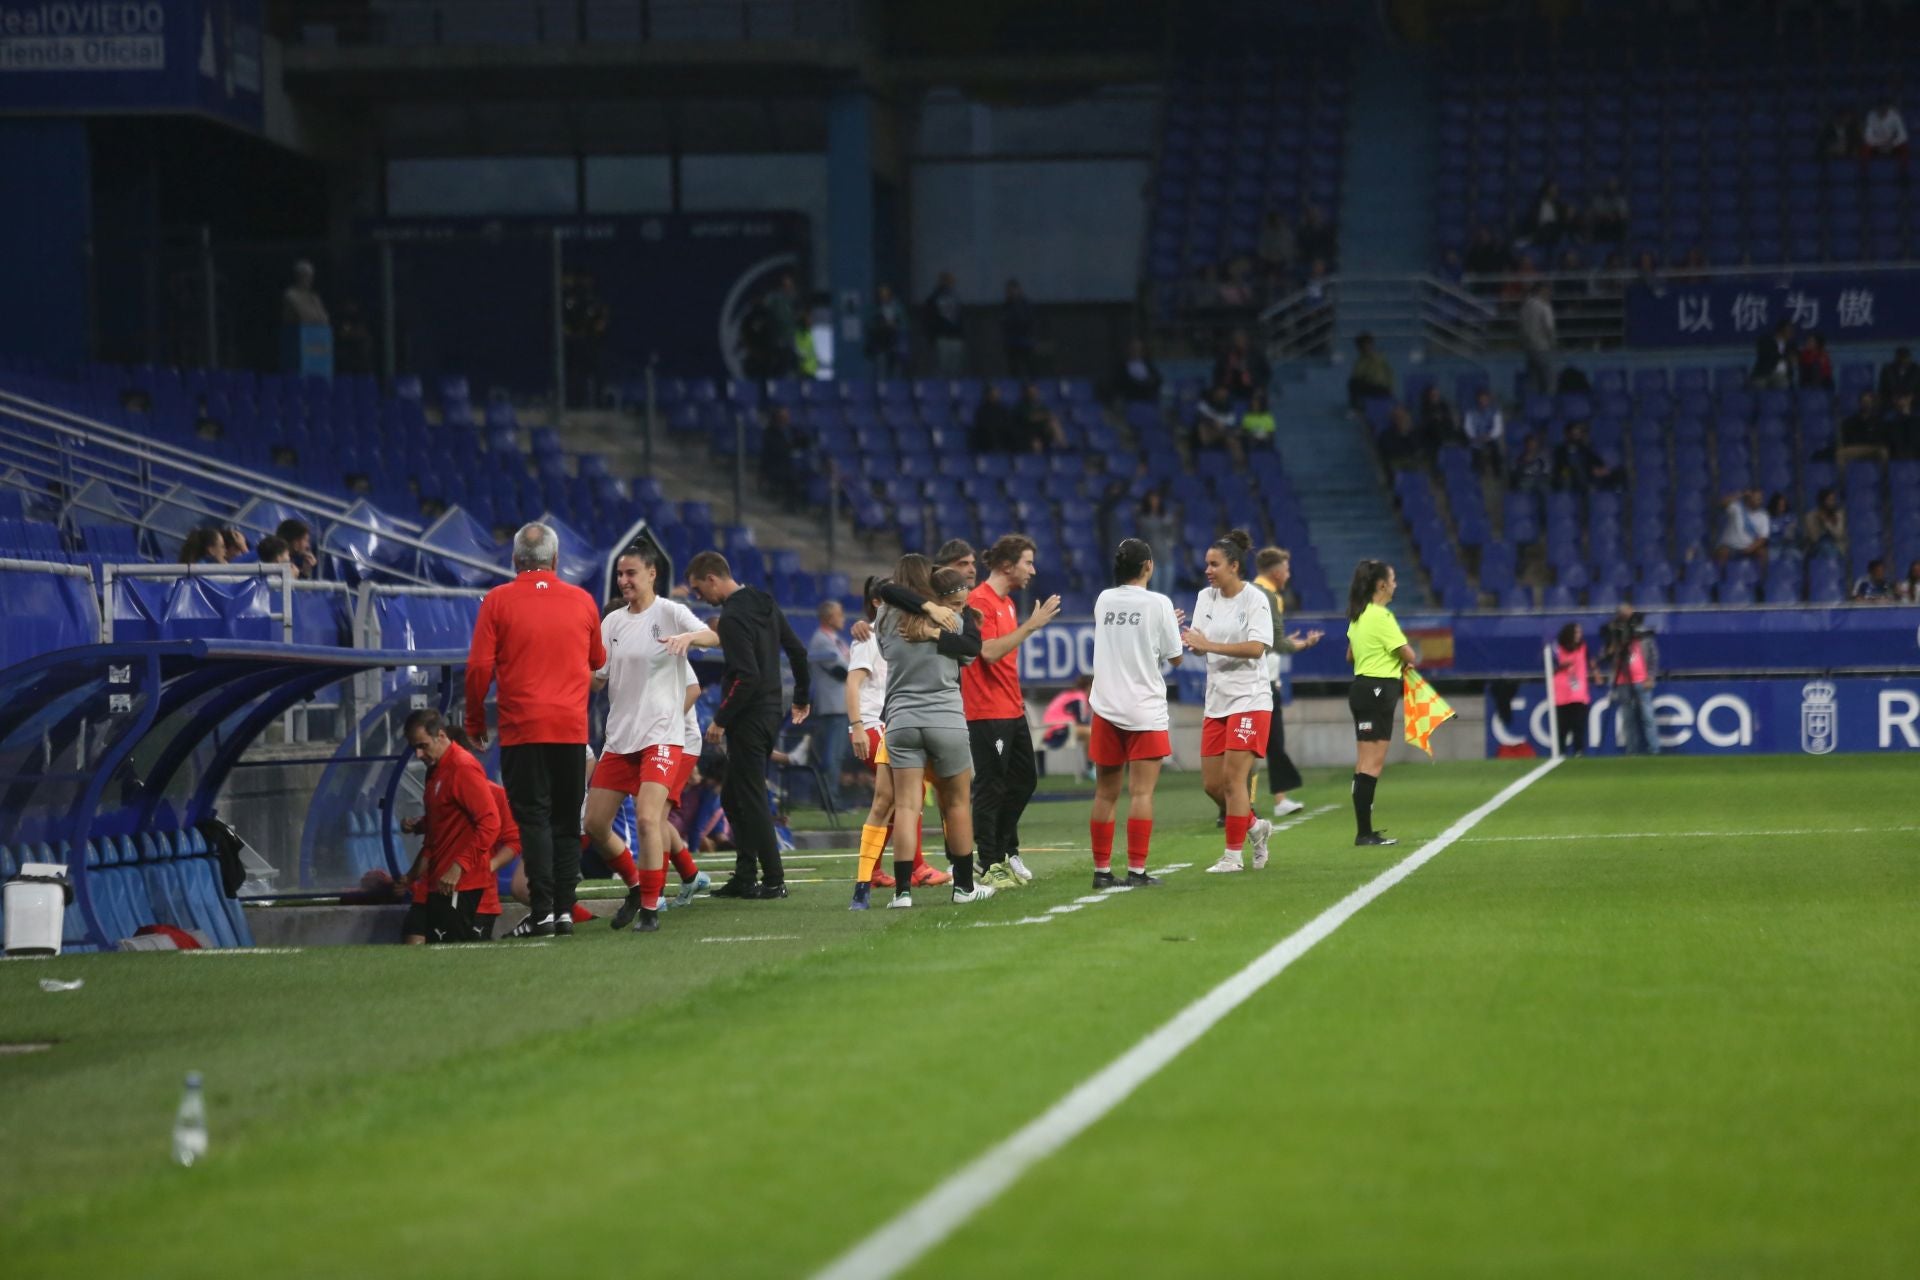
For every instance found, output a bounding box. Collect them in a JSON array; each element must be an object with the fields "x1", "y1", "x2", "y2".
[{"x1": 1402, "y1": 669, "x2": 1455, "y2": 757}]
